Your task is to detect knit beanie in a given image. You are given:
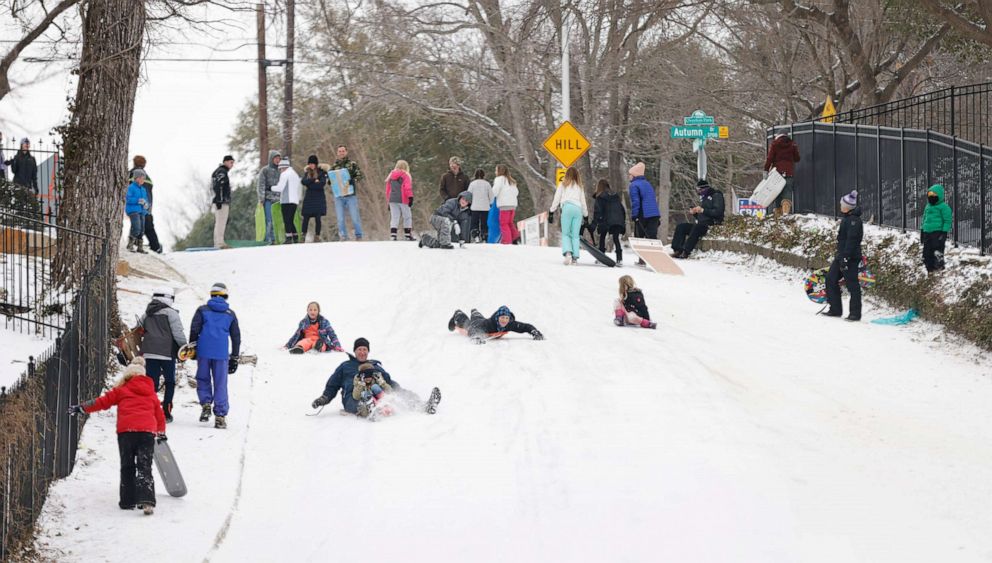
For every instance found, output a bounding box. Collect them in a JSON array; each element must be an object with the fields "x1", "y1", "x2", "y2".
[
  {"x1": 841, "y1": 190, "x2": 858, "y2": 208},
  {"x1": 223, "y1": 155, "x2": 235, "y2": 163},
  {"x1": 210, "y1": 282, "x2": 228, "y2": 297},
  {"x1": 357, "y1": 363, "x2": 377, "y2": 377},
  {"x1": 459, "y1": 190, "x2": 473, "y2": 203},
  {"x1": 307, "y1": 155, "x2": 319, "y2": 165},
  {"x1": 279, "y1": 159, "x2": 291, "y2": 168},
  {"x1": 20, "y1": 137, "x2": 29, "y2": 146},
  {"x1": 131, "y1": 169, "x2": 147, "y2": 179},
  {"x1": 354, "y1": 337, "x2": 370, "y2": 351},
  {"x1": 123, "y1": 356, "x2": 146, "y2": 377},
  {"x1": 628, "y1": 162, "x2": 646, "y2": 177}
]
